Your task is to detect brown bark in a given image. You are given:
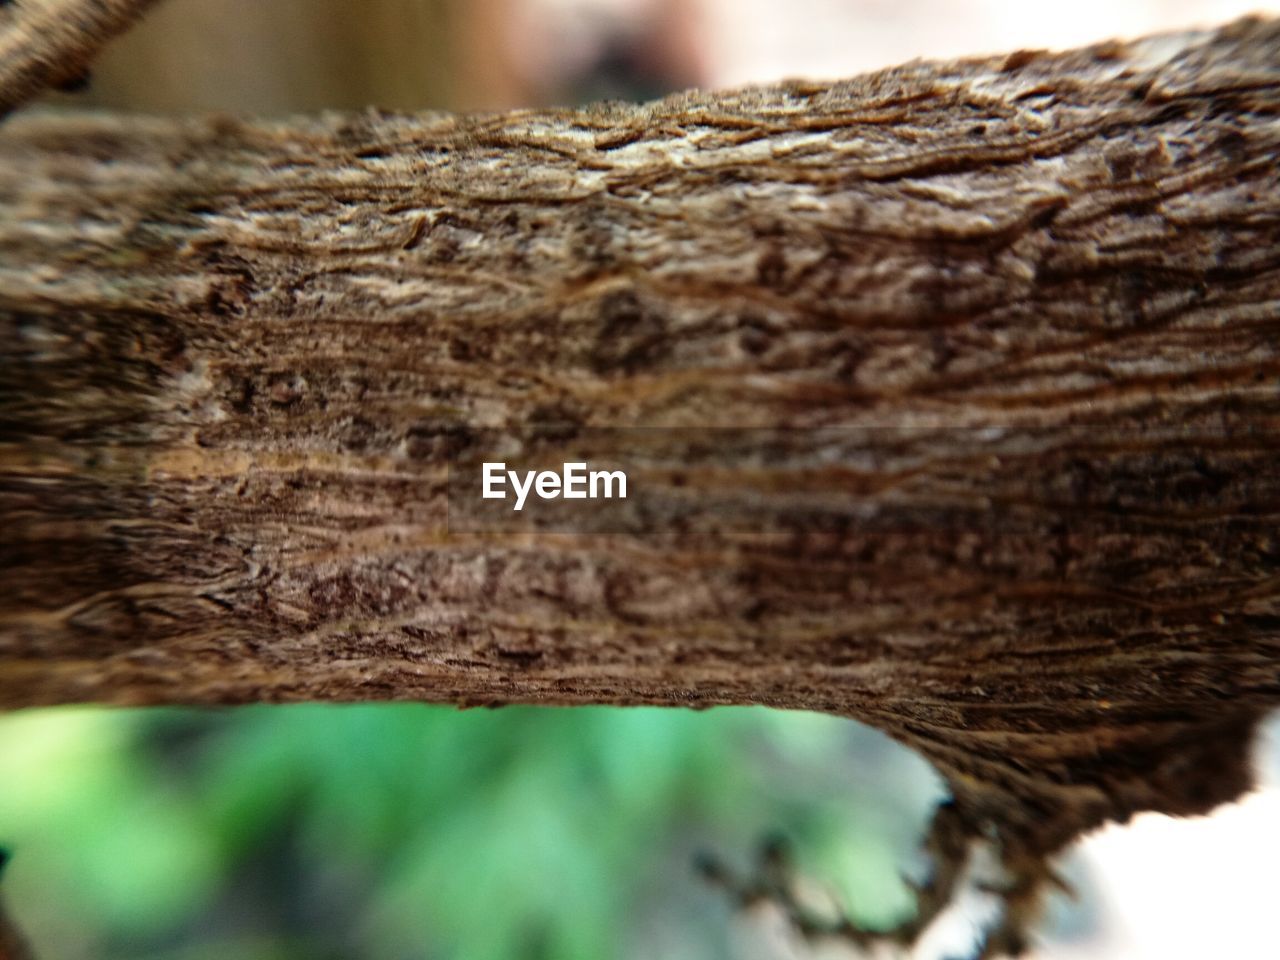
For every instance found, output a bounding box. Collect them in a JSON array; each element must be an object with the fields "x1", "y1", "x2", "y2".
[
  {"x1": 2, "y1": 17, "x2": 1279, "y2": 874},
  {"x1": 0, "y1": 0, "x2": 161, "y2": 116}
]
